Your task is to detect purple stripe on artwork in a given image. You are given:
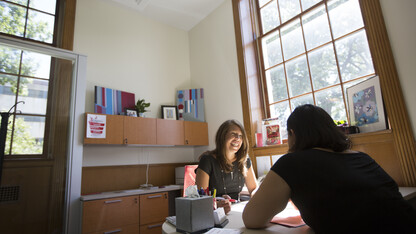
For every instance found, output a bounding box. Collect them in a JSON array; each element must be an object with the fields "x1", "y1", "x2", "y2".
[{"x1": 200, "y1": 88, "x2": 204, "y2": 99}]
